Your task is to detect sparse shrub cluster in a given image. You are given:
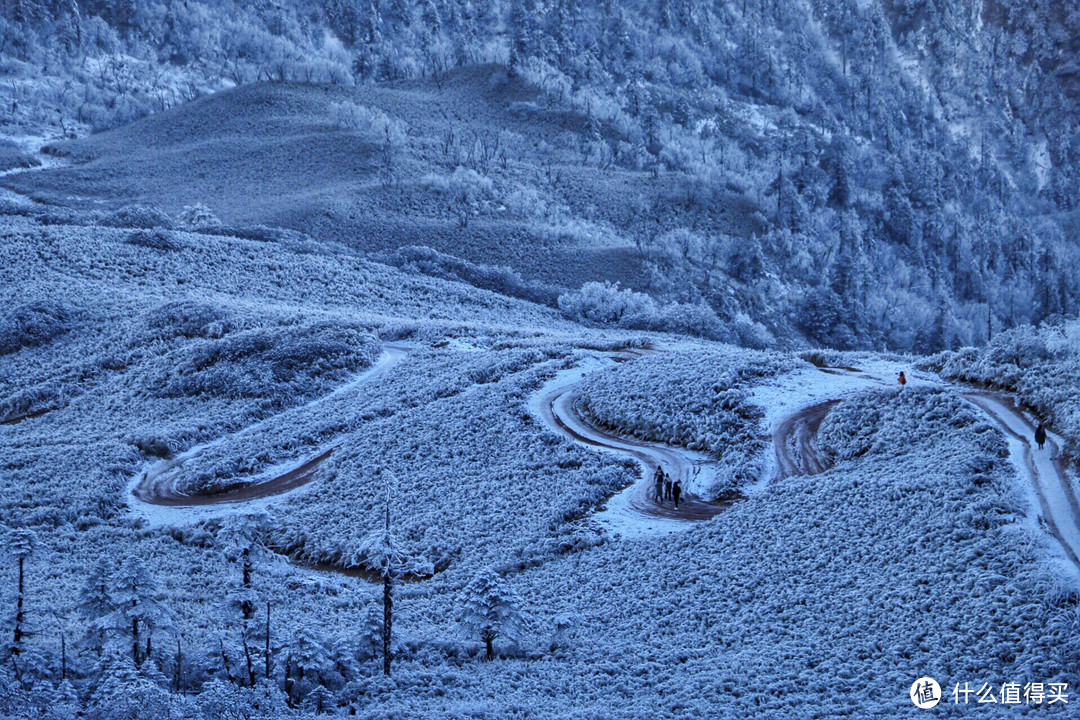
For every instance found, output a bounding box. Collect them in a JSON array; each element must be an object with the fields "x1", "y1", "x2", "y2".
[
  {"x1": 142, "y1": 300, "x2": 233, "y2": 342},
  {"x1": 101, "y1": 205, "x2": 173, "y2": 230},
  {"x1": 380, "y1": 245, "x2": 559, "y2": 307},
  {"x1": 177, "y1": 203, "x2": 222, "y2": 231},
  {"x1": 558, "y1": 281, "x2": 729, "y2": 341},
  {"x1": 331, "y1": 101, "x2": 407, "y2": 148}
]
